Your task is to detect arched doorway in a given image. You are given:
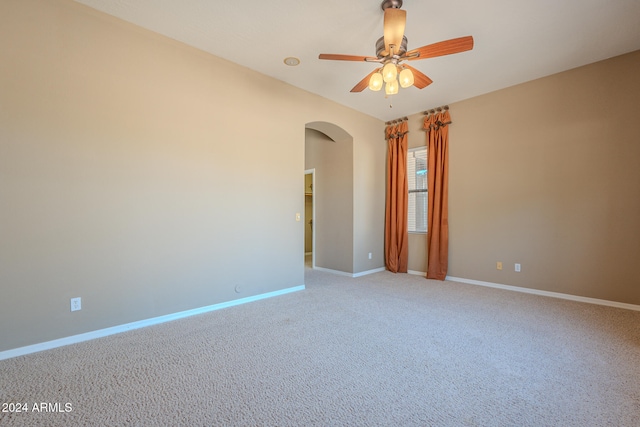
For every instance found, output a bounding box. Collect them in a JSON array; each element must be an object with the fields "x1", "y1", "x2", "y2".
[{"x1": 304, "y1": 122, "x2": 354, "y2": 274}]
